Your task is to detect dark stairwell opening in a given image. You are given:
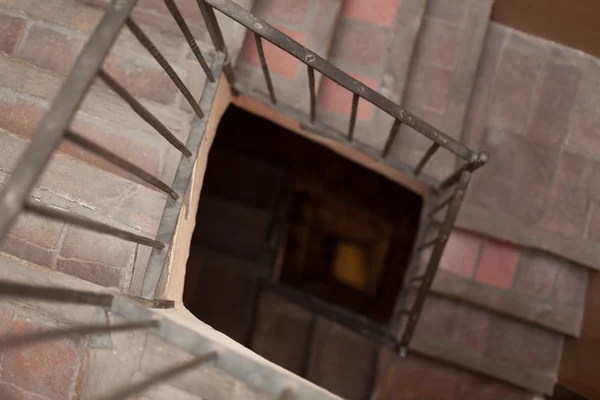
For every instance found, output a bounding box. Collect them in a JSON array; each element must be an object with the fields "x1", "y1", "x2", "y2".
[{"x1": 183, "y1": 105, "x2": 422, "y2": 385}]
